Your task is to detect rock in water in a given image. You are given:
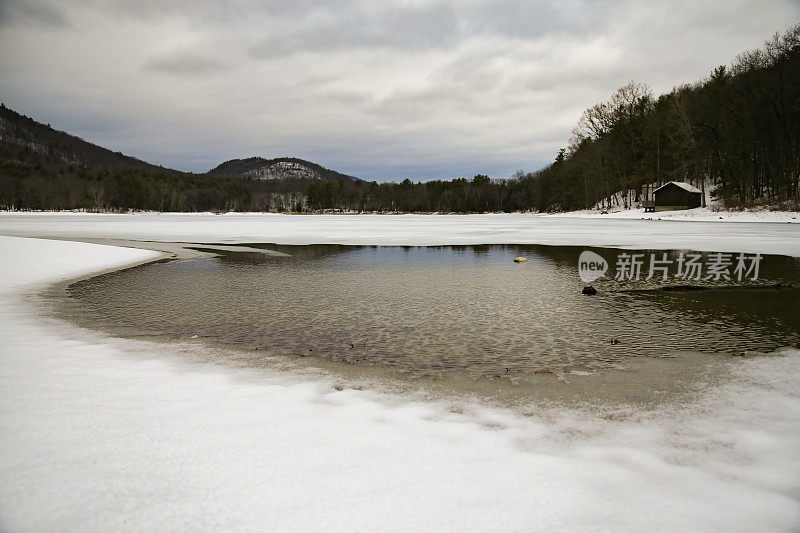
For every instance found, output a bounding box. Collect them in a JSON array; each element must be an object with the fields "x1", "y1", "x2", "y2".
[
  {"x1": 582, "y1": 286, "x2": 597, "y2": 295},
  {"x1": 513, "y1": 257, "x2": 528, "y2": 263}
]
